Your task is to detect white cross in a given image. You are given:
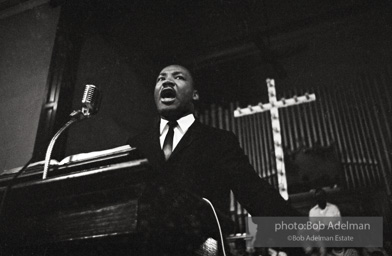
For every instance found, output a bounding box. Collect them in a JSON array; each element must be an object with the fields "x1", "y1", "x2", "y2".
[{"x1": 234, "y1": 79, "x2": 316, "y2": 200}]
